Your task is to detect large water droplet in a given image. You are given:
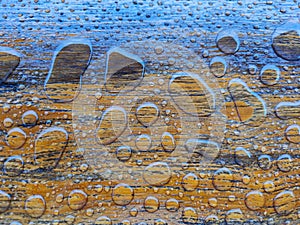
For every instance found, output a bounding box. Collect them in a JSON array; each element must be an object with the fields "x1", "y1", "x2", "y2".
[
  {"x1": 22, "y1": 110, "x2": 38, "y2": 127},
  {"x1": 0, "y1": 190, "x2": 11, "y2": 213},
  {"x1": 275, "y1": 101, "x2": 300, "y2": 120},
  {"x1": 285, "y1": 124, "x2": 300, "y2": 143},
  {"x1": 5, "y1": 127, "x2": 26, "y2": 149},
  {"x1": 96, "y1": 106, "x2": 127, "y2": 145},
  {"x1": 185, "y1": 139, "x2": 219, "y2": 164},
  {"x1": 154, "y1": 219, "x2": 167, "y2": 225},
  {"x1": 112, "y1": 183, "x2": 134, "y2": 206},
  {"x1": 165, "y1": 198, "x2": 179, "y2": 212},
  {"x1": 0, "y1": 47, "x2": 21, "y2": 83},
  {"x1": 44, "y1": 38, "x2": 92, "y2": 102},
  {"x1": 105, "y1": 47, "x2": 144, "y2": 93},
  {"x1": 3, "y1": 155, "x2": 24, "y2": 176},
  {"x1": 94, "y1": 216, "x2": 112, "y2": 225},
  {"x1": 273, "y1": 190, "x2": 296, "y2": 215},
  {"x1": 216, "y1": 29, "x2": 240, "y2": 54},
  {"x1": 228, "y1": 78, "x2": 266, "y2": 127},
  {"x1": 182, "y1": 207, "x2": 198, "y2": 224},
  {"x1": 168, "y1": 72, "x2": 215, "y2": 117},
  {"x1": 34, "y1": 127, "x2": 68, "y2": 170},
  {"x1": 143, "y1": 162, "x2": 171, "y2": 186},
  {"x1": 182, "y1": 173, "x2": 199, "y2": 191},
  {"x1": 212, "y1": 168, "x2": 234, "y2": 191},
  {"x1": 210, "y1": 56, "x2": 227, "y2": 78},
  {"x1": 136, "y1": 102, "x2": 159, "y2": 127},
  {"x1": 259, "y1": 64, "x2": 280, "y2": 86},
  {"x1": 135, "y1": 134, "x2": 152, "y2": 151},
  {"x1": 225, "y1": 209, "x2": 244, "y2": 225},
  {"x1": 272, "y1": 20, "x2": 300, "y2": 61},
  {"x1": 205, "y1": 214, "x2": 219, "y2": 224},
  {"x1": 25, "y1": 195, "x2": 46, "y2": 218},
  {"x1": 144, "y1": 196, "x2": 159, "y2": 213},
  {"x1": 234, "y1": 147, "x2": 252, "y2": 167},
  {"x1": 67, "y1": 190, "x2": 87, "y2": 211},
  {"x1": 245, "y1": 191, "x2": 265, "y2": 211},
  {"x1": 9, "y1": 222, "x2": 22, "y2": 225}
]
